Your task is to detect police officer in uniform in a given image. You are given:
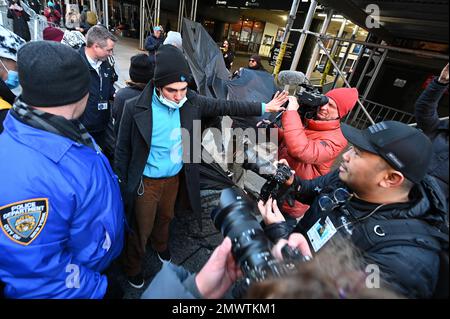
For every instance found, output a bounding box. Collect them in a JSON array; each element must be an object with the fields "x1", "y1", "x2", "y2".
[{"x1": 0, "y1": 41, "x2": 125, "y2": 299}]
